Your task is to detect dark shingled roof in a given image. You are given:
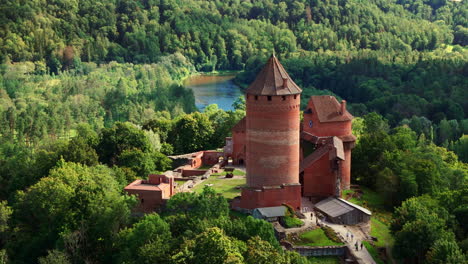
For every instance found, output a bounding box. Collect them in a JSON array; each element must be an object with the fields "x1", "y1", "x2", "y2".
[
  {"x1": 311, "y1": 96, "x2": 353, "y2": 123},
  {"x1": 246, "y1": 55, "x2": 302, "y2": 96},
  {"x1": 253, "y1": 206, "x2": 287, "y2": 218},
  {"x1": 232, "y1": 117, "x2": 246, "y2": 132},
  {"x1": 315, "y1": 197, "x2": 371, "y2": 218}
]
